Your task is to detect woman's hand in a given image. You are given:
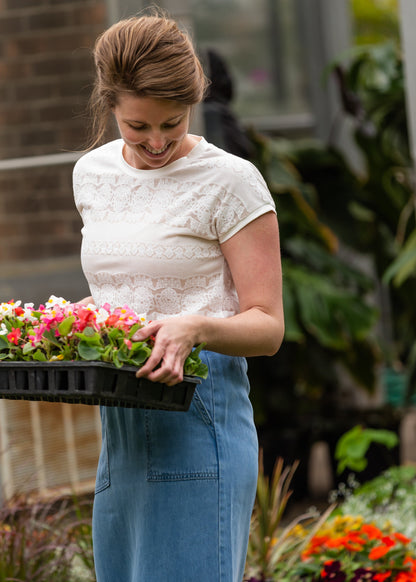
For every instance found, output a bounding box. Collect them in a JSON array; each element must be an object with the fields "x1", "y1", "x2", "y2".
[
  {"x1": 131, "y1": 315, "x2": 202, "y2": 386},
  {"x1": 76, "y1": 296, "x2": 94, "y2": 307}
]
